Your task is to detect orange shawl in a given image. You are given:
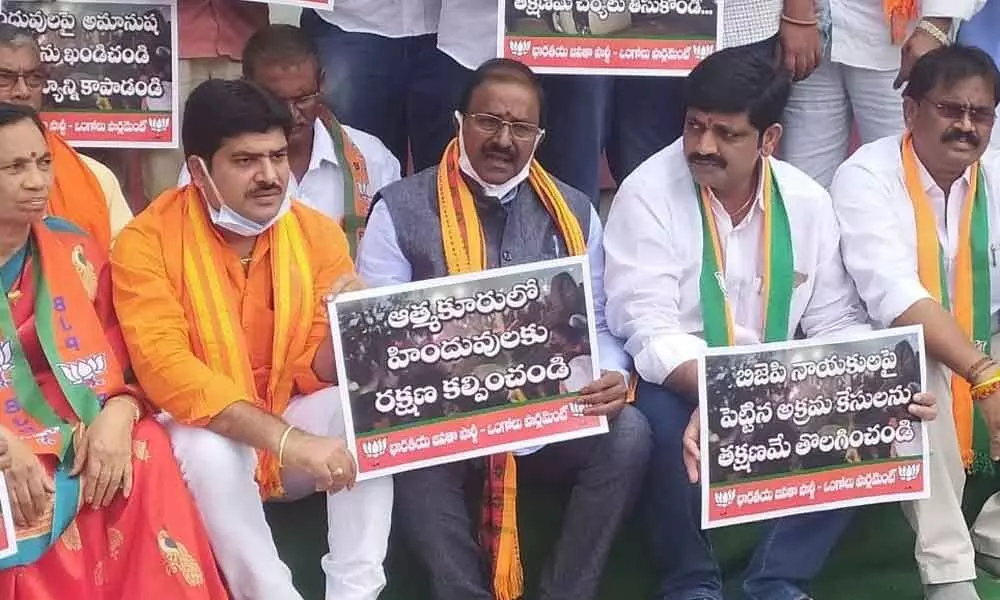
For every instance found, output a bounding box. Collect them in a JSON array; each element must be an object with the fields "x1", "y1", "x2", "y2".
[
  {"x1": 167, "y1": 185, "x2": 315, "y2": 498},
  {"x1": 46, "y1": 132, "x2": 111, "y2": 250},
  {"x1": 884, "y1": 0, "x2": 918, "y2": 44}
]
